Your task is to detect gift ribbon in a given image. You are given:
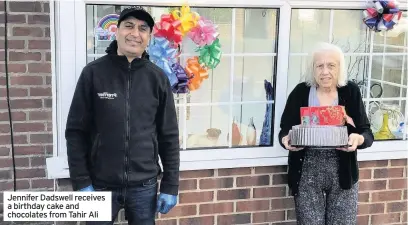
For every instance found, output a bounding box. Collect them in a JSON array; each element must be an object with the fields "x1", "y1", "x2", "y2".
[
  {"x1": 197, "y1": 38, "x2": 222, "y2": 69},
  {"x1": 153, "y1": 14, "x2": 183, "y2": 47},
  {"x1": 363, "y1": 0, "x2": 402, "y2": 32},
  {"x1": 171, "y1": 63, "x2": 190, "y2": 94},
  {"x1": 148, "y1": 37, "x2": 178, "y2": 87},
  {"x1": 171, "y1": 4, "x2": 200, "y2": 36},
  {"x1": 185, "y1": 56, "x2": 208, "y2": 91},
  {"x1": 188, "y1": 17, "x2": 219, "y2": 47}
]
